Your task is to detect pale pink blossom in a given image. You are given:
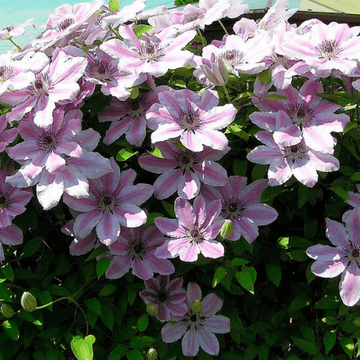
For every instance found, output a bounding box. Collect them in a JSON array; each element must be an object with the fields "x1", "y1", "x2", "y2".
[
  {"x1": 138, "y1": 141, "x2": 229, "y2": 200},
  {"x1": 155, "y1": 196, "x2": 225, "y2": 262},
  {"x1": 63, "y1": 157, "x2": 153, "y2": 246},
  {"x1": 161, "y1": 282, "x2": 230, "y2": 356},
  {"x1": 148, "y1": 89, "x2": 237, "y2": 152},
  {"x1": 307, "y1": 209, "x2": 360, "y2": 306},
  {"x1": 105, "y1": 225, "x2": 174, "y2": 280}
]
